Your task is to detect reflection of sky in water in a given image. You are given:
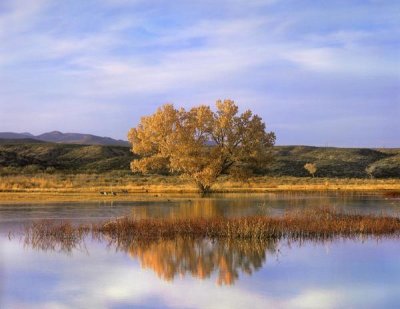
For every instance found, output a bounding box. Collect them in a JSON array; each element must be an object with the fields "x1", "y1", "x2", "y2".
[
  {"x1": 1, "y1": 194, "x2": 400, "y2": 308},
  {"x1": 1, "y1": 236, "x2": 400, "y2": 309}
]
